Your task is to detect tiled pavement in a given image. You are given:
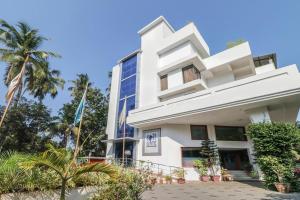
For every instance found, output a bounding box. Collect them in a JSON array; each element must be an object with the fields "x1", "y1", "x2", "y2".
[{"x1": 142, "y1": 182, "x2": 300, "y2": 200}]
